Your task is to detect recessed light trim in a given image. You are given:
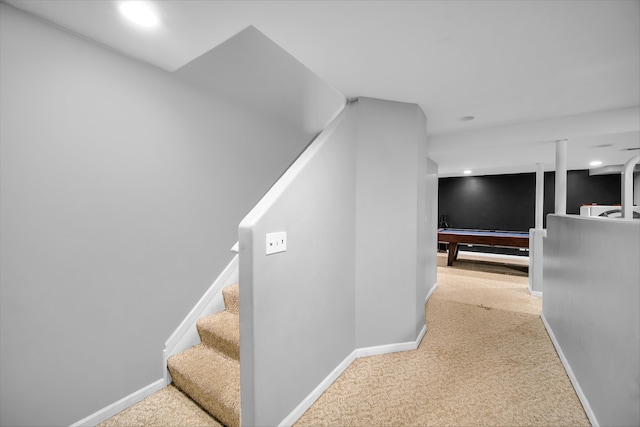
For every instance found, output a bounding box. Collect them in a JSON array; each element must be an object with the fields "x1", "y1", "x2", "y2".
[
  {"x1": 589, "y1": 160, "x2": 603, "y2": 167},
  {"x1": 460, "y1": 116, "x2": 475, "y2": 122},
  {"x1": 120, "y1": 1, "x2": 159, "y2": 27},
  {"x1": 463, "y1": 170, "x2": 472, "y2": 175}
]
